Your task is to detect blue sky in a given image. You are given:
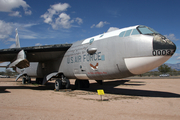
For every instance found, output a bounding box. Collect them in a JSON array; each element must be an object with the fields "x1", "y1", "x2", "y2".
[{"x1": 0, "y1": 0, "x2": 180, "y2": 64}]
